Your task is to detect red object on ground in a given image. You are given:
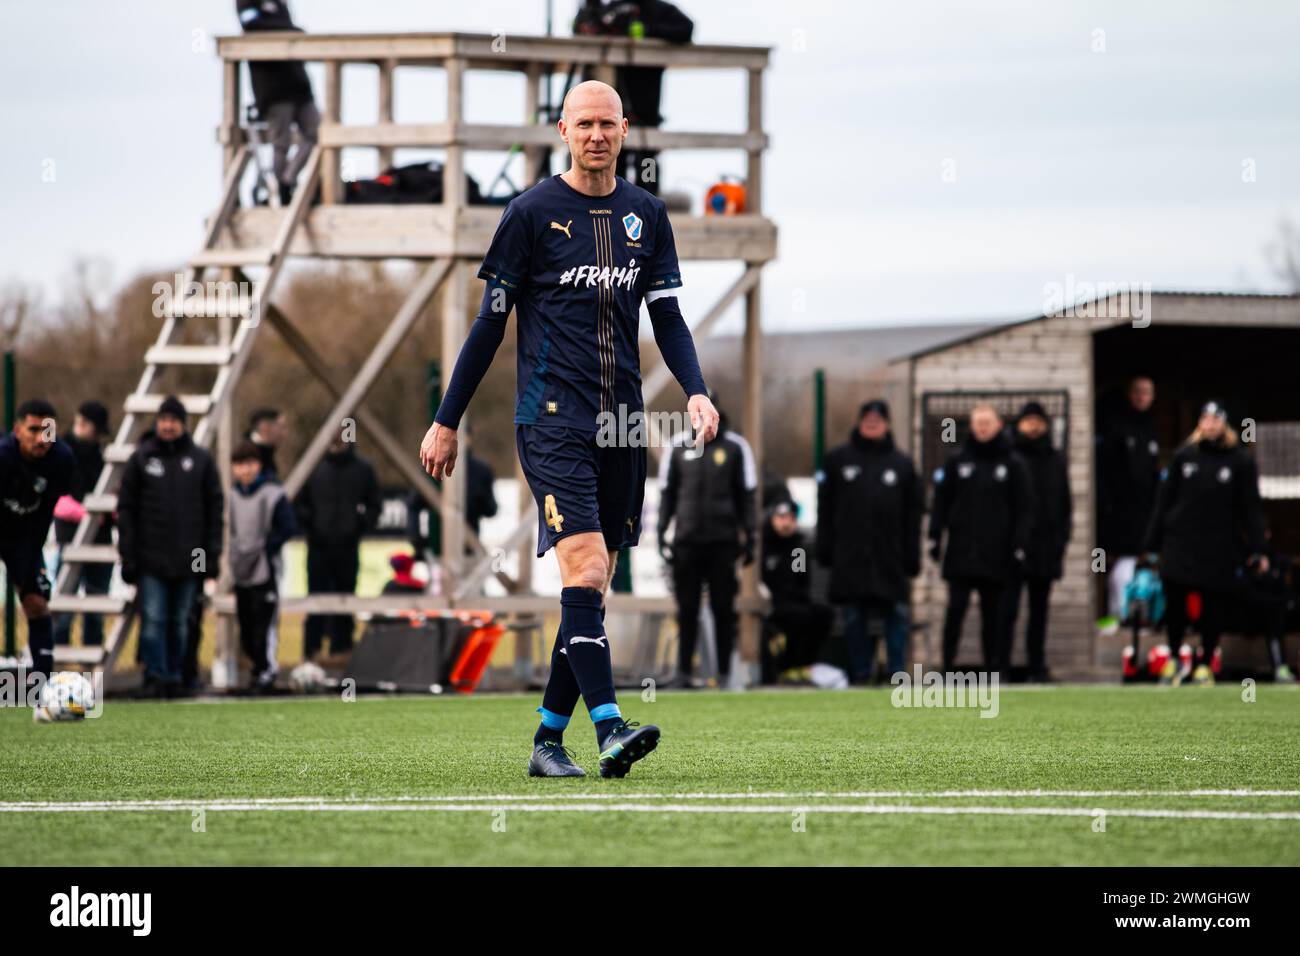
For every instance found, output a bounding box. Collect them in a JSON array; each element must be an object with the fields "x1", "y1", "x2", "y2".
[{"x1": 448, "y1": 618, "x2": 507, "y2": 694}]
